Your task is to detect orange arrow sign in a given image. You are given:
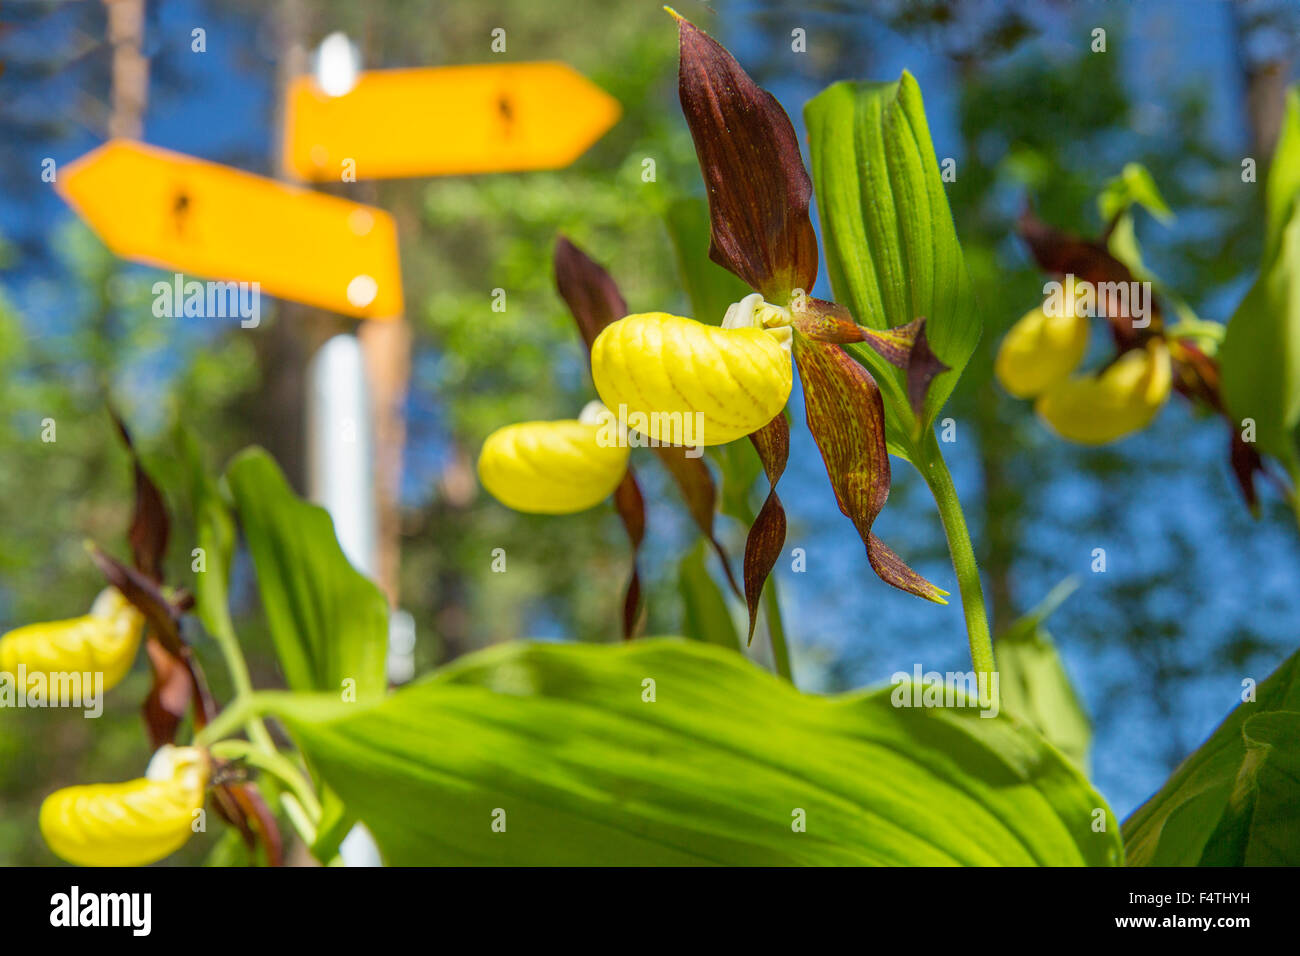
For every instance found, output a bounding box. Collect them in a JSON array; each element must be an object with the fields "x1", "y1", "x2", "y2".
[
  {"x1": 282, "y1": 62, "x2": 621, "y2": 181},
  {"x1": 57, "y1": 140, "x2": 403, "y2": 320}
]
